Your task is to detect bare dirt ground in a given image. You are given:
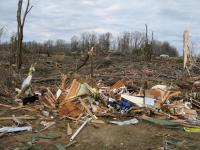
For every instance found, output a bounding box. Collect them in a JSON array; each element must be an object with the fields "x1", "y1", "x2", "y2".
[
  {"x1": 0, "y1": 53, "x2": 200, "y2": 150},
  {"x1": 1, "y1": 111, "x2": 200, "y2": 150}
]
